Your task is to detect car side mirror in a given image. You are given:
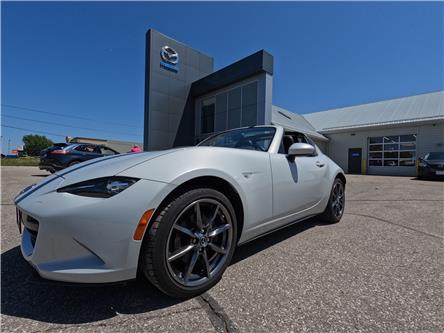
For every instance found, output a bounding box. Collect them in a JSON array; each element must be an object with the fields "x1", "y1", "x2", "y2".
[{"x1": 288, "y1": 143, "x2": 315, "y2": 157}]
